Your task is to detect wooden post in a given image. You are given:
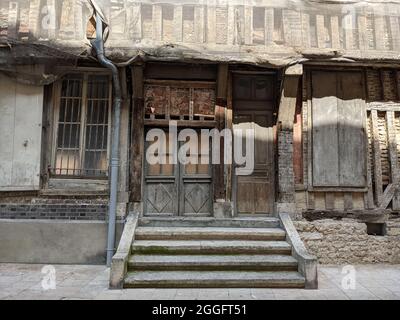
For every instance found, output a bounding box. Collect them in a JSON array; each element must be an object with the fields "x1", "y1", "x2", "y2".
[
  {"x1": 316, "y1": 15, "x2": 325, "y2": 49},
  {"x1": 386, "y1": 111, "x2": 400, "y2": 209},
  {"x1": 152, "y1": 4, "x2": 162, "y2": 41},
  {"x1": 226, "y1": 72, "x2": 233, "y2": 201},
  {"x1": 130, "y1": 64, "x2": 145, "y2": 203},
  {"x1": 371, "y1": 110, "x2": 383, "y2": 205},
  {"x1": 214, "y1": 64, "x2": 228, "y2": 201},
  {"x1": 173, "y1": 5, "x2": 183, "y2": 42}
]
